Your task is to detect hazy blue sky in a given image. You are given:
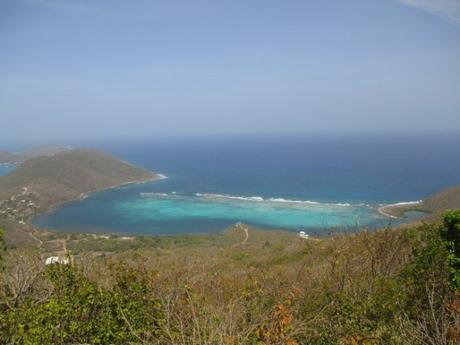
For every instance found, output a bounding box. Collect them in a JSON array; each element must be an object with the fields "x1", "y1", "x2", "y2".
[{"x1": 1, "y1": 0, "x2": 459, "y2": 145}]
